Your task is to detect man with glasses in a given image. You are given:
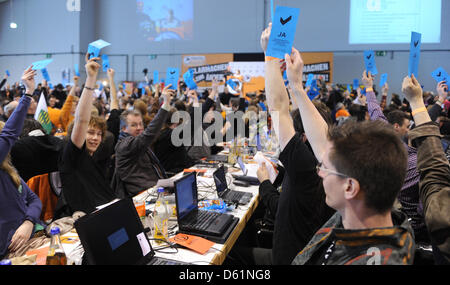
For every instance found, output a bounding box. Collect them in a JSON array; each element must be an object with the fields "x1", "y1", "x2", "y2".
[{"x1": 267, "y1": 27, "x2": 416, "y2": 263}]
